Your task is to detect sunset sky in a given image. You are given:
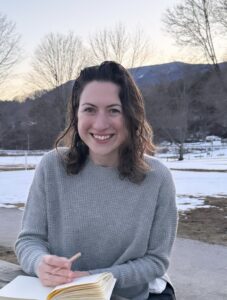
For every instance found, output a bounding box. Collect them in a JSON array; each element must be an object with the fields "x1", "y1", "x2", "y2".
[{"x1": 0, "y1": 0, "x2": 225, "y2": 100}]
